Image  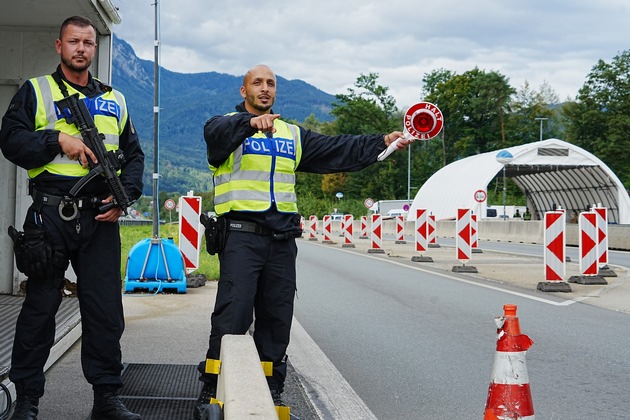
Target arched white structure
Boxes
[409,139,630,224]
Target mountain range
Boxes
[111,35,336,195]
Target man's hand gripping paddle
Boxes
[377,101,444,161]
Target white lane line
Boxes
[303,241,579,307]
[288,319,378,420]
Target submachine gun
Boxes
[55,93,133,215]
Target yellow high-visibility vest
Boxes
[28,75,127,179]
[212,117,302,214]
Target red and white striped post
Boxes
[322,215,333,244]
[538,211,571,292]
[179,195,202,273]
[453,208,476,272]
[567,212,607,285]
[428,214,440,248]
[359,215,369,239]
[308,215,318,241]
[299,216,305,237]
[414,209,427,253]
[592,206,609,269]
[368,214,384,254]
[579,212,599,276]
[412,209,433,263]
[395,215,406,244]
[471,213,482,253]
[342,214,355,248]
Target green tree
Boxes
[563,50,630,186]
[424,68,516,163]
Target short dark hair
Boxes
[59,16,96,39]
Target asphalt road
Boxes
[293,239,630,419]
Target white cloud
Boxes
[113,0,630,110]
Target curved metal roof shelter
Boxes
[409,138,630,224]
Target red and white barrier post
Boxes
[395,215,406,244]
[308,215,318,241]
[538,211,571,292]
[342,214,355,248]
[412,209,433,262]
[452,208,476,272]
[322,215,333,244]
[179,195,202,273]
[427,214,440,248]
[471,213,482,253]
[569,212,607,285]
[592,206,615,277]
[360,215,369,239]
[368,214,385,254]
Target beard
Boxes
[61,54,92,72]
[247,94,274,113]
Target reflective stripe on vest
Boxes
[28,75,127,178]
[212,117,302,214]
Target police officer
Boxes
[194,64,412,418]
[0,16,144,420]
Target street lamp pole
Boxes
[535,117,548,141]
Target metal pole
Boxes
[152,1,160,238]
[407,143,411,202]
[535,117,548,142]
[502,165,507,221]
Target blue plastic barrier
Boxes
[124,237,187,293]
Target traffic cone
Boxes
[484,304,535,419]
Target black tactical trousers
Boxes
[199,230,298,392]
[10,204,125,398]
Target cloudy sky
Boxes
[112,0,629,109]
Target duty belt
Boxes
[31,189,104,221]
[227,220,303,241]
[227,220,274,236]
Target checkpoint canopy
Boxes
[408,138,630,224]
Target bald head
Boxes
[240,65,277,115]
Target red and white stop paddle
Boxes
[377,101,444,161]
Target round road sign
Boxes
[474,190,487,203]
[164,198,175,210]
[364,198,375,209]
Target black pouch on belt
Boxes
[8,225,55,279]
[200,213,227,255]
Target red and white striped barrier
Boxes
[360,215,369,239]
[178,195,202,273]
[415,208,428,253]
[544,211,565,281]
[395,215,406,244]
[342,214,355,248]
[308,215,318,241]
[322,215,333,243]
[579,212,599,276]
[484,304,535,420]
[456,208,472,264]
[592,206,608,267]
[471,213,479,250]
[428,214,438,247]
[369,214,384,253]
[299,216,305,237]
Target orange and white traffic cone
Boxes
[484,304,535,419]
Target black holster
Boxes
[8,225,55,280]
[200,214,227,255]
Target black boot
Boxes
[193,383,216,420]
[90,388,141,420]
[10,395,39,420]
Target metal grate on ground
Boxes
[119,363,201,419]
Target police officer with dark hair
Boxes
[194,64,412,418]
[0,16,144,420]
